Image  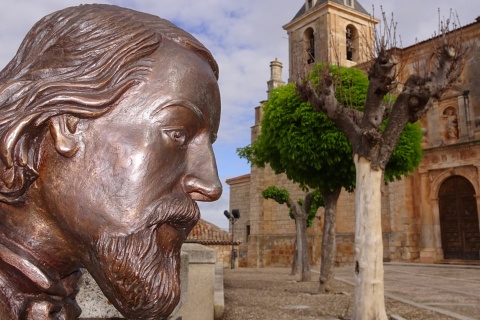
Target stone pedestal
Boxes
[170,243,217,320]
[77,244,222,320]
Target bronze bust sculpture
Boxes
[0,4,222,319]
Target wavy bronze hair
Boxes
[0,4,218,204]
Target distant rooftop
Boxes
[187,219,242,245]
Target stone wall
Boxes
[208,243,241,268]
[235,161,323,268]
[226,174,250,245]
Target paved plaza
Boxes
[222,263,480,319]
[334,263,480,320]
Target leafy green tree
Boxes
[239,65,422,292]
[262,186,323,280]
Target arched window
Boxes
[346,26,354,61]
[346,25,358,61]
[304,28,315,64]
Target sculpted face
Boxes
[38,41,221,319]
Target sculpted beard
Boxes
[90,198,200,320]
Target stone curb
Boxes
[214,263,225,319]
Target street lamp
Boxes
[224,209,240,269]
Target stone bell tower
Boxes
[283,0,377,82]
[267,58,285,97]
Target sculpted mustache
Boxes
[147,196,200,231]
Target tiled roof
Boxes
[186,219,242,245]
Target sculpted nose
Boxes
[183,141,222,202]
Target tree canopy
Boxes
[262,186,323,227]
[238,64,423,193]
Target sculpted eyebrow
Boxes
[151,100,204,125]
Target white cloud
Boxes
[0,0,477,229]
[360,0,478,47]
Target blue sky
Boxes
[0,0,478,229]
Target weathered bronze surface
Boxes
[0,4,222,319]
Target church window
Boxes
[304,28,315,64]
[346,25,357,61]
[346,26,353,60]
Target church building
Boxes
[227,0,480,267]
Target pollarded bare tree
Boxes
[296,10,468,320]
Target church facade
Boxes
[227,0,480,267]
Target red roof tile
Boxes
[186,219,242,245]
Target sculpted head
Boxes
[0,4,221,319]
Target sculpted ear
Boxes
[49,115,81,157]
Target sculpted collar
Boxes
[0,241,82,319]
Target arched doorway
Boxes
[439,176,480,260]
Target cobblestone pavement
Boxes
[222,263,480,320]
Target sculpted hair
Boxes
[0,4,218,204]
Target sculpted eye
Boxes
[164,129,187,146]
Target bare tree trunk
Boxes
[352,155,387,320]
[290,237,298,276]
[295,214,311,282]
[319,187,341,293]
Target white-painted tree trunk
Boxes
[352,155,388,320]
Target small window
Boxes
[307,36,315,64]
[307,0,313,9]
[246,225,250,243]
[346,27,353,61]
[345,0,354,7]
[304,28,315,64]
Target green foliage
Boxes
[236,144,252,162]
[262,186,290,204]
[239,82,356,192]
[289,193,323,227]
[312,64,369,109]
[262,186,323,227]
[238,63,422,200]
[385,122,423,181]
[303,190,324,227]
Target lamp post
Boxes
[224,209,240,269]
